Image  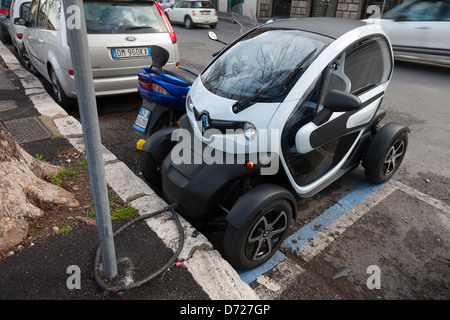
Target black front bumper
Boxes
[161,116,262,222]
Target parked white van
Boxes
[22,0,179,108]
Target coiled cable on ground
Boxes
[93,203,183,292]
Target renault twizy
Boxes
[141,18,409,270]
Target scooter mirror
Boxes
[208,31,218,41]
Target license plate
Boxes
[201,11,210,15]
[111,47,151,59]
[133,107,151,133]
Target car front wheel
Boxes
[224,199,292,270]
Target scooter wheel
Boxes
[141,152,162,191]
[224,199,292,270]
[364,129,408,184]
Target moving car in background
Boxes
[21,0,179,108]
[366,0,450,66]
[158,0,175,10]
[7,0,30,54]
[0,0,12,43]
[165,0,218,29]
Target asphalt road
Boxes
[3,19,449,300]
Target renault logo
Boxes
[200,114,210,133]
[125,36,136,41]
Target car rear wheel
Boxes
[224,199,292,270]
[20,46,39,76]
[184,16,193,29]
[49,67,76,109]
[364,130,408,184]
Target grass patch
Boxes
[35,154,48,163]
[76,158,88,169]
[87,201,139,220]
[54,226,73,234]
[46,169,76,186]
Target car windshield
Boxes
[201,28,328,102]
[83,0,166,34]
[191,1,212,8]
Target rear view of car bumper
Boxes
[192,15,218,25]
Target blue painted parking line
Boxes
[238,251,287,284]
[283,181,384,253]
[237,181,384,284]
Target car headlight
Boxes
[243,122,257,141]
[187,96,194,112]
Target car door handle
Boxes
[415,26,430,29]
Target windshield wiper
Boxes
[231,48,318,114]
[125,26,153,30]
[272,48,318,99]
[232,90,266,113]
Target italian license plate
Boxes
[112,47,151,59]
[133,107,151,133]
[201,11,210,15]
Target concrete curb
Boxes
[0,41,259,300]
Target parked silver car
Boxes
[22,0,179,108]
[6,0,30,54]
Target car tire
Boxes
[184,16,193,29]
[141,151,162,191]
[364,130,408,184]
[210,23,217,29]
[224,198,292,270]
[20,46,40,76]
[49,66,76,109]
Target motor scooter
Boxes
[133,45,199,138]
[141,15,410,271]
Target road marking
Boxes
[237,181,385,284]
[283,181,384,256]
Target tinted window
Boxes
[46,0,60,30]
[28,0,37,27]
[439,1,450,20]
[400,1,442,21]
[1,0,11,9]
[36,0,48,28]
[344,37,392,94]
[191,1,211,8]
[83,1,167,34]
[20,2,30,19]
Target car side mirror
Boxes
[314,90,361,126]
[394,14,407,21]
[323,90,361,112]
[14,17,26,26]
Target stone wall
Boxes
[259,0,271,17]
[290,0,309,18]
[335,0,362,19]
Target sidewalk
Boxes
[0,42,258,300]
